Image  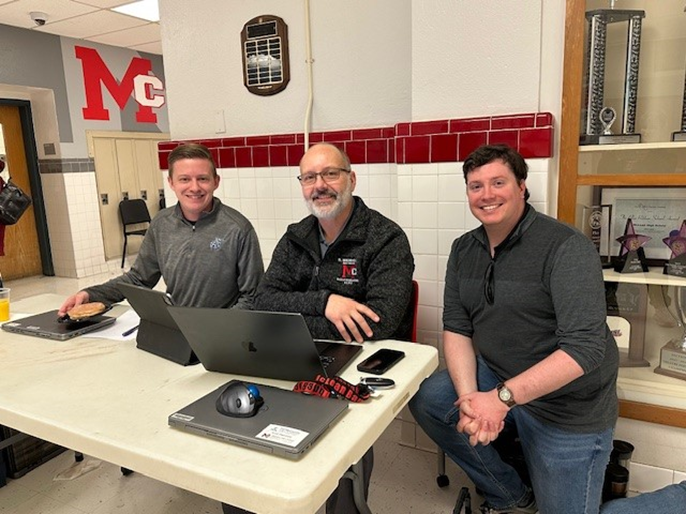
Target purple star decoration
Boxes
[616,218,651,256]
[662,220,686,259]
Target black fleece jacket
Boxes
[255,197,415,341]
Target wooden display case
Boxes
[559,0,686,428]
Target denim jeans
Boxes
[599,481,686,514]
[409,358,614,514]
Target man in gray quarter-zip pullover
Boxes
[59,144,263,314]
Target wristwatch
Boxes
[496,382,516,408]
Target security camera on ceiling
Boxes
[30,12,48,26]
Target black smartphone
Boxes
[356,349,405,375]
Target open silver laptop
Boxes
[168,379,347,459]
[167,307,363,381]
[1,310,115,341]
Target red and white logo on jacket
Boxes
[337,258,359,285]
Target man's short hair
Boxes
[168,143,217,178]
[301,143,352,171]
[462,144,530,201]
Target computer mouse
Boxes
[215,381,263,418]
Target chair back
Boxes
[410,280,419,343]
[119,199,151,229]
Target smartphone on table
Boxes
[356,348,405,375]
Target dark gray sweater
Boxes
[444,205,618,432]
[86,198,264,309]
[256,197,415,340]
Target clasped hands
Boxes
[456,390,509,447]
[324,294,380,343]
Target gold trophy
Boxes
[654,286,686,381]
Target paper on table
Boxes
[87,309,141,341]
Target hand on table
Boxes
[324,294,380,343]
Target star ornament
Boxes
[616,218,651,256]
[663,220,686,259]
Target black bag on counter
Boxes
[0,177,32,225]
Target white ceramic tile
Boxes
[397,176,412,202]
[411,202,437,228]
[629,462,674,493]
[674,470,686,484]
[417,279,439,307]
[239,198,258,220]
[437,202,464,229]
[354,173,369,199]
[367,198,392,219]
[418,305,440,332]
[412,229,438,255]
[257,198,275,220]
[412,175,438,202]
[414,254,439,281]
[411,163,437,176]
[368,174,391,198]
[397,202,412,229]
[397,164,411,176]
[272,177,292,199]
[438,174,462,202]
[525,171,548,204]
[238,176,257,198]
[273,199,292,220]
[438,161,460,175]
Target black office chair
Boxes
[119,199,151,268]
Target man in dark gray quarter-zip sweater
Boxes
[220,143,414,514]
[59,143,263,315]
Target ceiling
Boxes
[0,0,162,55]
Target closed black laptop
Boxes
[2,310,115,341]
[117,283,198,366]
[167,307,363,381]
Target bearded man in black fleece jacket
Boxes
[224,143,413,514]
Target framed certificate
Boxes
[601,187,686,264]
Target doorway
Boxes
[0,103,51,280]
[87,131,169,261]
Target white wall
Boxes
[411,1,542,120]
[159,0,412,139]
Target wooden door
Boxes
[0,105,42,280]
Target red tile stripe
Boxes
[157,112,553,169]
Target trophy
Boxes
[614,218,650,273]
[580,2,644,145]
[673,59,686,142]
[663,220,686,277]
[654,286,686,381]
[583,203,613,267]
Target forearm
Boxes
[232,231,264,310]
[505,349,584,405]
[443,330,478,396]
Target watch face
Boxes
[499,388,512,402]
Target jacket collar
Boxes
[472,203,536,253]
[173,197,222,225]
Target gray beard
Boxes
[306,185,353,220]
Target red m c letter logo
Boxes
[76,46,163,123]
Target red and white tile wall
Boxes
[159,112,554,359]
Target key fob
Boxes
[360,377,395,389]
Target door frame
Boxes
[0,99,54,276]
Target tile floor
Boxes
[0,271,473,514]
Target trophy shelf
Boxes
[578,141,686,153]
[603,268,686,287]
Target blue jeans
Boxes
[600,481,686,514]
[409,358,613,514]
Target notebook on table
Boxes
[168,379,347,459]
[116,283,198,366]
[1,310,115,341]
[166,307,363,381]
